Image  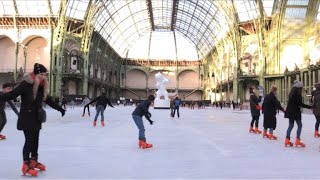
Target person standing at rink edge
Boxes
[262,86,285,140]
[0,63,66,177]
[132,95,155,149]
[0,83,19,140]
[249,87,262,134]
[284,80,312,147]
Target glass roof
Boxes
[128,31,198,60]
[0,0,293,60]
[0,0,60,16]
[93,0,233,60]
[234,0,258,22]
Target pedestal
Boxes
[154,98,170,109]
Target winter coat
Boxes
[262,92,284,129]
[0,74,63,131]
[285,93,311,120]
[250,93,262,117]
[87,95,114,109]
[132,100,151,117]
[312,85,320,116]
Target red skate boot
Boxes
[101,121,105,127]
[295,138,305,147]
[0,134,6,140]
[139,140,153,149]
[22,160,38,177]
[268,133,277,140]
[30,158,46,171]
[314,130,320,138]
[249,127,255,133]
[93,120,96,127]
[254,128,262,134]
[262,131,269,138]
[285,138,293,147]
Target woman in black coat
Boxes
[284,80,311,147]
[262,86,285,140]
[0,63,65,176]
[249,87,262,133]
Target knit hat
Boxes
[33,63,47,75]
[292,80,303,88]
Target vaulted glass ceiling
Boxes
[1,0,288,60]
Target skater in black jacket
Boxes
[284,80,312,147]
[132,95,155,149]
[84,93,114,127]
[312,83,320,137]
[0,83,19,140]
[262,86,285,140]
[249,87,262,134]
[0,63,65,176]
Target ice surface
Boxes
[1,106,320,179]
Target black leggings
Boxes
[0,111,7,133]
[315,116,320,131]
[23,130,40,161]
[250,116,259,128]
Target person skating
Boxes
[173,97,180,118]
[84,93,114,127]
[284,80,312,147]
[311,83,320,137]
[0,83,19,140]
[249,87,262,134]
[132,95,155,149]
[262,86,285,140]
[0,63,66,176]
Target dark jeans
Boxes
[315,116,320,131]
[250,116,259,128]
[173,106,180,118]
[132,115,145,140]
[0,111,7,133]
[94,105,105,121]
[23,130,40,161]
[286,118,302,139]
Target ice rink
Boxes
[1,106,320,179]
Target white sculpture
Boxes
[155,72,169,100]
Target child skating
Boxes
[132,95,155,149]
[249,87,262,134]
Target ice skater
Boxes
[262,86,285,140]
[84,93,114,127]
[132,95,155,149]
[311,83,320,137]
[0,63,65,176]
[284,80,312,147]
[249,87,262,134]
[0,83,19,140]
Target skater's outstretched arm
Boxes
[0,81,25,101]
[296,95,312,109]
[106,98,114,108]
[87,97,99,106]
[7,100,19,115]
[45,96,66,116]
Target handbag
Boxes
[256,105,262,110]
[38,108,47,123]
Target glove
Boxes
[147,119,154,125]
[60,109,66,117]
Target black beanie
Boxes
[33,63,47,74]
